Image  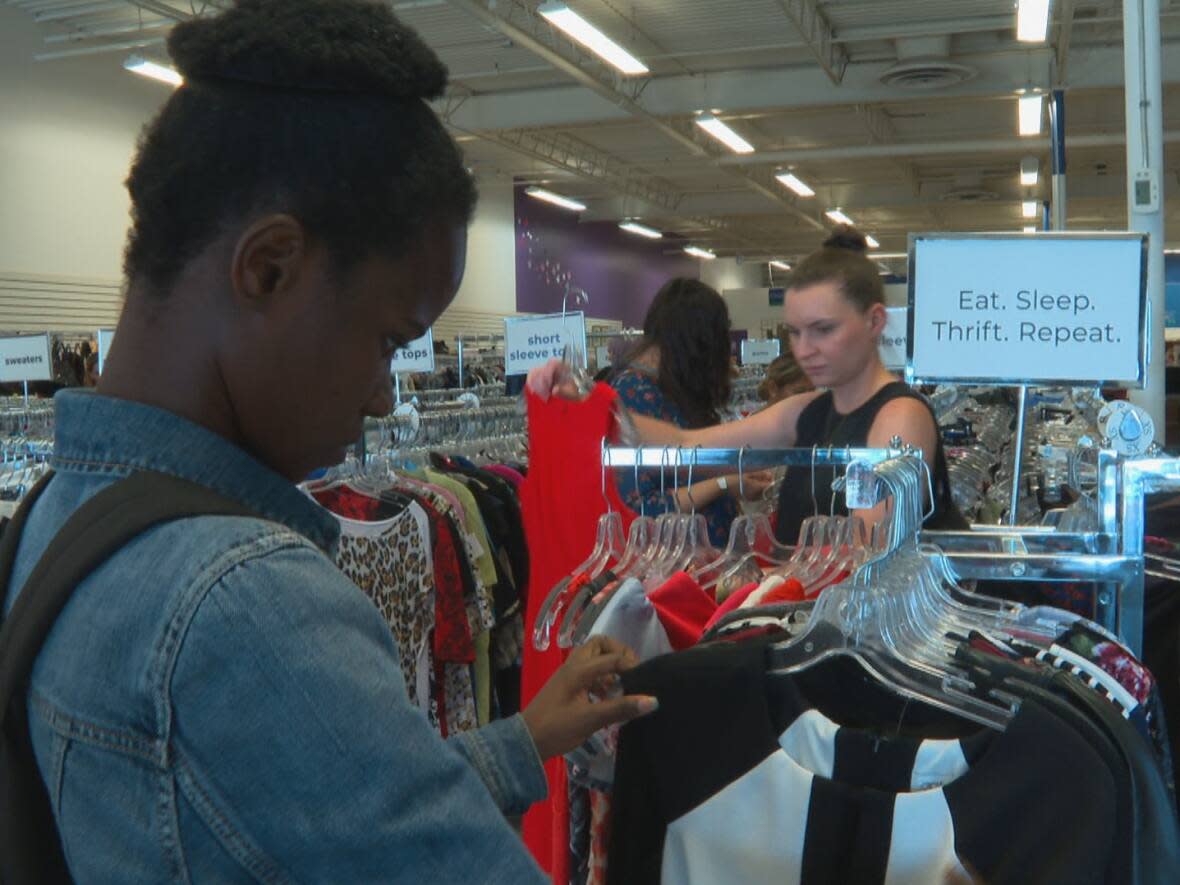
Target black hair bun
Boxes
[823,224,868,253]
[168,0,448,99]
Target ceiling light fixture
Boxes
[1020,156,1040,186]
[1016,0,1052,42]
[775,172,815,197]
[872,252,907,259]
[1018,93,1043,136]
[537,2,649,75]
[769,260,791,271]
[1024,226,1038,233]
[825,208,854,226]
[123,54,182,87]
[694,114,755,154]
[618,220,662,239]
[1022,200,1039,218]
[684,246,717,260]
[525,186,587,212]
[865,235,881,249]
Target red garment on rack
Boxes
[648,572,716,650]
[520,383,635,881]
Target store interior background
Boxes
[0,0,1176,422]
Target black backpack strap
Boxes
[0,471,260,884]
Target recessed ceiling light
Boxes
[537,2,649,75]
[618,221,662,239]
[775,172,815,197]
[1024,226,1038,233]
[684,246,717,260]
[1018,94,1043,136]
[525,187,587,212]
[770,260,791,271]
[1022,200,1038,218]
[694,114,755,154]
[124,54,182,87]
[865,235,880,249]
[1017,0,1052,42]
[1020,156,1040,186]
[825,208,854,226]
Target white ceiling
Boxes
[5,0,1179,265]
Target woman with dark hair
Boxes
[532,228,960,545]
[612,278,773,546]
[1,2,650,880]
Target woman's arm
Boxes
[857,397,941,537]
[629,391,818,450]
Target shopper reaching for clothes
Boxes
[529,227,964,544]
[0,2,654,882]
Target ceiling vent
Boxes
[880,35,977,91]
[941,186,999,203]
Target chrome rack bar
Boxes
[603,446,904,469]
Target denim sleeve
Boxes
[168,538,546,883]
[449,715,547,815]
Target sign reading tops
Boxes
[0,334,52,383]
[390,329,435,374]
[907,233,1147,388]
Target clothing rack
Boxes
[455,334,505,388]
[602,444,1180,656]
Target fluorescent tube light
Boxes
[825,208,854,226]
[694,114,755,154]
[865,235,880,249]
[1017,0,1052,42]
[1022,200,1038,218]
[1018,94,1043,136]
[124,54,182,87]
[775,172,815,197]
[1020,156,1040,186]
[537,2,649,75]
[618,221,662,239]
[1024,226,1038,233]
[525,186,586,212]
[872,252,907,259]
[684,246,716,260]
[1164,248,1180,254]
[770,260,791,271]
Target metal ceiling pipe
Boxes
[719,132,1180,165]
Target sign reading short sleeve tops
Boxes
[0,334,52,383]
[907,233,1148,387]
[504,311,587,376]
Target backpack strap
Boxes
[0,471,260,884]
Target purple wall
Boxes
[514,185,699,327]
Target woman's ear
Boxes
[866,303,888,338]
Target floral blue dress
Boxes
[611,368,738,547]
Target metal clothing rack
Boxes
[602,444,1180,656]
[455,334,505,388]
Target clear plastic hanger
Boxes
[767,455,1019,731]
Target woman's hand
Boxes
[526,358,585,402]
[521,635,658,761]
[737,469,776,501]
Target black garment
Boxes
[608,638,1120,885]
[775,382,962,544]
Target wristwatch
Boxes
[716,476,729,493]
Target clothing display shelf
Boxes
[603,445,1180,657]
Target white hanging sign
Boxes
[390,329,435,374]
[0,333,52,383]
[595,345,611,368]
[740,338,781,365]
[907,233,1147,387]
[879,307,908,370]
[504,311,587,376]
[97,328,115,374]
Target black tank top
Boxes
[774,382,960,544]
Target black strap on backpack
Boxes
[0,471,258,884]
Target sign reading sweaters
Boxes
[907,233,1147,387]
[0,334,52,383]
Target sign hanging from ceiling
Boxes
[740,338,781,365]
[504,311,587,376]
[390,329,435,375]
[906,233,1147,387]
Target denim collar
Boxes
[51,389,340,553]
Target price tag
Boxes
[878,308,908,370]
[390,329,435,375]
[740,339,781,365]
[907,233,1147,387]
[843,460,881,511]
[0,333,52,383]
[97,328,115,374]
[504,312,587,376]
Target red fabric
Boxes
[520,384,635,880]
[418,500,476,665]
[648,572,717,650]
[701,581,760,634]
[762,576,807,604]
[311,485,383,521]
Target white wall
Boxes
[449,178,517,315]
[700,256,767,293]
[722,287,785,337]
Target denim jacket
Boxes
[2,390,547,883]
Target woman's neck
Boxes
[830,361,897,414]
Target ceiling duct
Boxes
[880,35,977,91]
[939,171,998,203]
